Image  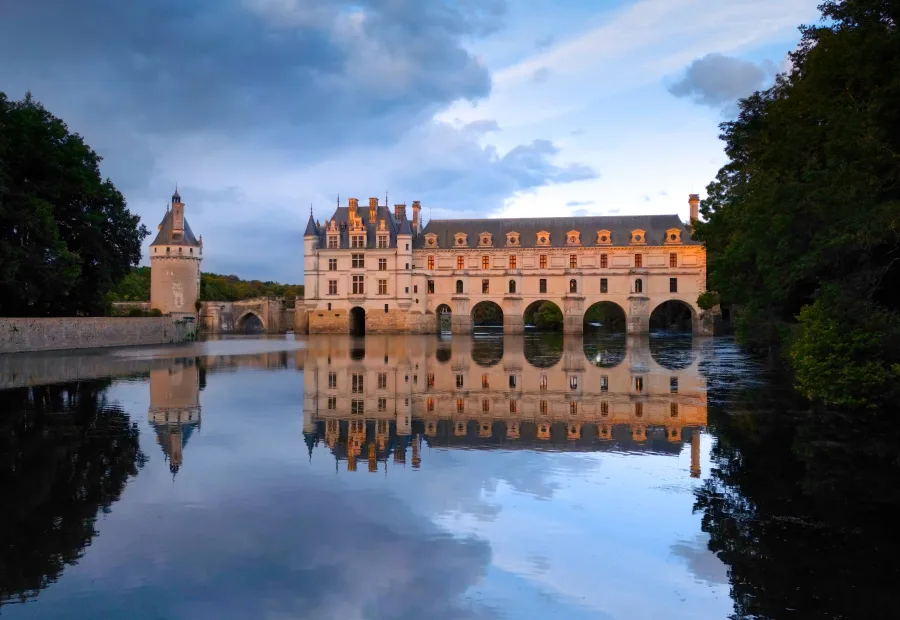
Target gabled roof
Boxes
[413,214,697,249]
[150,210,200,246]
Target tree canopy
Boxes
[106,266,304,304]
[0,92,148,316]
[693,0,900,406]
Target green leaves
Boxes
[0,92,148,316]
[694,1,900,406]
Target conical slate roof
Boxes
[150,209,200,247]
[303,212,319,237]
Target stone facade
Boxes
[0,317,192,354]
[303,195,710,335]
[150,190,202,317]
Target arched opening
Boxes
[471,300,503,331]
[634,278,643,293]
[349,306,366,336]
[455,280,464,294]
[523,300,563,331]
[349,341,366,361]
[436,303,452,334]
[583,301,627,333]
[472,338,504,367]
[508,280,516,294]
[238,312,264,334]
[524,332,563,368]
[583,333,626,368]
[650,300,694,333]
[569,279,577,293]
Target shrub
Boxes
[128,308,144,317]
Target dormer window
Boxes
[566,230,581,246]
[327,234,339,249]
[424,233,438,247]
[506,232,520,246]
[665,228,682,244]
[536,231,551,246]
[377,234,388,249]
[350,234,366,249]
[596,230,612,245]
[478,232,493,247]
[454,233,468,247]
[630,229,646,245]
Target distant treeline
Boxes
[107,267,304,303]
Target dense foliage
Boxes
[693,0,900,406]
[524,301,563,330]
[0,92,148,316]
[107,266,304,303]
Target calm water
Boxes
[0,333,896,619]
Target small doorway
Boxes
[349,306,366,336]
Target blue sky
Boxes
[0,0,822,282]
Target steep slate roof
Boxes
[413,214,696,249]
[150,209,200,246]
[303,212,319,237]
[313,205,409,249]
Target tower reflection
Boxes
[148,361,201,476]
[302,334,707,476]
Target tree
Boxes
[0,92,148,316]
[692,0,900,404]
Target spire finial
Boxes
[310,203,313,216]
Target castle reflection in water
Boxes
[143,333,707,477]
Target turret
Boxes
[149,188,203,316]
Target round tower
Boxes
[150,189,203,316]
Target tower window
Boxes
[427,256,435,270]
[600,253,608,268]
[539,255,547,269]
[166,247,170,254]
[427,280,434,294]
[670,377,679,393]
[457,255,465,269]
[600,278,608,293]
[635,278,643,293]
[456,374,464,388]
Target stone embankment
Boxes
[0,317,194,354]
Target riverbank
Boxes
[0,316,195,354]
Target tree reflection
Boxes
[696,406,900,619]
[0,381,144,605]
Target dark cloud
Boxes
[535,35,556,51]
[566,200,594,207]
[396,137,597,218]
[668,53,776,107]
[0,0,502,144]
[531,67,551,84]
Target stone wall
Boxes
[309,309,350,333]
[111,301,152,314]
[0,317,192,354]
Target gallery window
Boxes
[482,255,490,270]
[539,255,547,269]
[670,252,678,267]
[509,255,517,269]
[508,280,516,294]
[482,279,489,294]
[670,278,678,293]
[539,278,547,294]
[600,278,608,293]
[456,280,464,294]
[569,279,577,293]
[457,255,465,269]
[427,280,434,294]
[634,253,643,268]
[427,255,435,270]
[600,253,608,268]
[569,254,577,268]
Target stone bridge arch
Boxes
[236,310,266,333]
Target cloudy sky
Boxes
[0,0,820,282]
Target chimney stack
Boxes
[688,194,700,224]
[411,201,421,234]
[348,197,358,218]
[368,197,378,223]
[394,203,406,221]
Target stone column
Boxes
[627,294,650,334]
[690,429,701,478]
[503,313,524,334]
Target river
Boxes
[0,333,895,619]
